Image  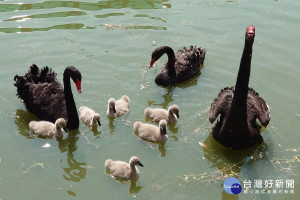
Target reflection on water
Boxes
[105,173,143,194]
[90,126,101,138]
[15,109,39,139]
[0,0,170,33]
[128,179,143,194]
[58,130,87,182]
[0,23,92,34]
[204,133,268,199]
[203,133,268,177]
[3,11,87,21]
[108,118,115,134]
[15,109,88,182]
[0,0,171,12]
[147,87,174,109]
[221,190,239,200]
[135,135,167,157]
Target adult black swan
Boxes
[14,64,82,130]
[209,26,270,150]
[149,45,206,86]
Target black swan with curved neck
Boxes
[149,45,206,86]
[14,64,82,130]
[209,26,270,150]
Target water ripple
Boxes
[0,0,170,33]
[3,11,87,21]
[0,0,171,12]
[0,23,93,33]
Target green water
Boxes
[0,0,299,199]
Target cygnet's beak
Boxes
[138,162,144,167]
[97,120,101,126]
[113,107,116,113]
[176,113,179,118]
[63,127,68,133]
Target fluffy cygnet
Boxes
[134,120,168,143]
[107,95,130,118]
[29,118,67,138]
[144,104,179,124]
[79,106,101,126]
[105,156,144,180]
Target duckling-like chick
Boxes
[105,156,144,180]
[79,106,101,126]
[144,104,179,124]
[107,95,130,118]
[29,118,67,138]
[134,120,168,143]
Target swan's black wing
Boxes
[209,87,234,123]
[209,87,270,127]
[28,81,67,123]
[247,88,270,127]
[14,64,67,123]
[175,46,206,81]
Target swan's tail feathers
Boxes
[14,64,57,101]
[13,74,30,100]
[40,66,57,82]
[28,64,40,77]
[194,46,206,66]
[177,45,206,67]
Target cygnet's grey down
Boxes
[105,156,144,180]
[144,104,179,124]
[29,118,67,138]
[79,106,101,126]
[107,95,130,118]
[134,120,168,143]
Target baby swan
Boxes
[134,120,168,143]
[29,118,67,138]
[107,95,130,118]
[144,104,179,124]
[79,106,101,126]
[105,156,144,181]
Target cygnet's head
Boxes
[129,156,144,167]
[56,118,67,132]
[169,104,179,118]
[93,113,101,126]
[108,98,116,113]
[159,119,167,135]
[121,95,130,103]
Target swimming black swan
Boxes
[209,26,270,150]
[14,64,82,130]
[149,45,206,86]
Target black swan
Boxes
[149,45,206,86]
[14,64,82,130]
[209,26,270,150]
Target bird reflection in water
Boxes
[57,130,87,182]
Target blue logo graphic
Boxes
[223,177,242,194]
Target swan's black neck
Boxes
[63,69,79,129]
[164,47,176,77]
[223,37,254,133]
[233,41,253,106]
[152,46,176,77]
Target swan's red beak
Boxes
[75,79,82,94]
[149,58,156,68]
[247,26,255,36]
